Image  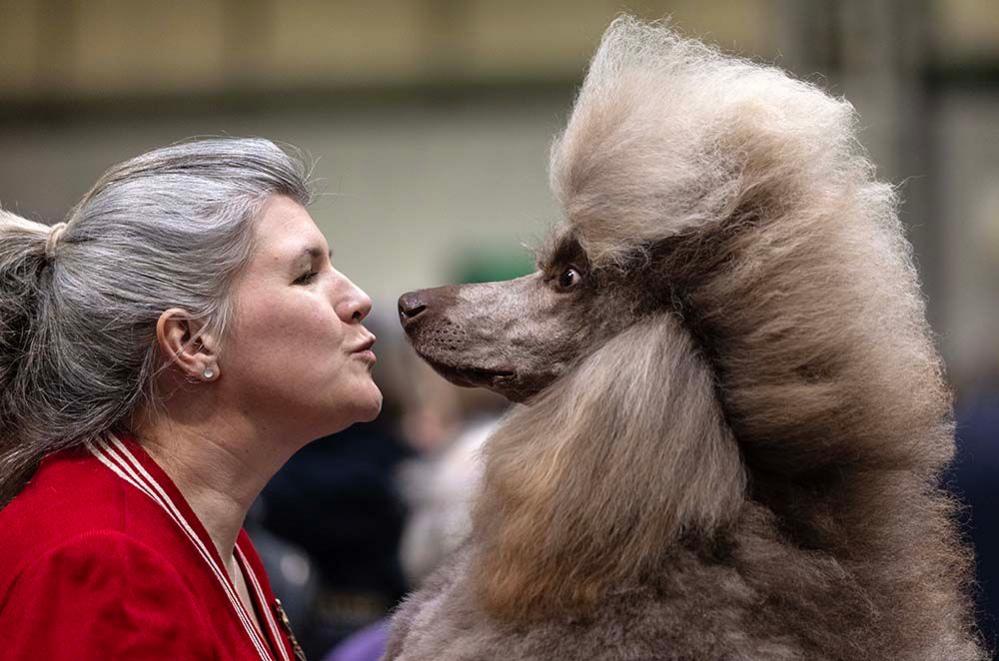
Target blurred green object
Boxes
[452,249,535,284]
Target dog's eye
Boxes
[557,267,582,290]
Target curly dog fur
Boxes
[389,16,983,660]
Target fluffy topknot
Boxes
[551,16,863,266]
[550,16,950,477]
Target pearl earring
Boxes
[202,367,215,380]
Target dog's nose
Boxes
[398,290,428,325]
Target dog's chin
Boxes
[415,352,546,403]
[422,356,513,389]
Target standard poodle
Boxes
[391,16,983,661]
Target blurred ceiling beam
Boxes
[0,0,779,102]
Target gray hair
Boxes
[0,137,312,505]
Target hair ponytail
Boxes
[0,211,63,504]
[0,210,55,406]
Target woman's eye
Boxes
[294,271,318,285]
[557,267,581,289]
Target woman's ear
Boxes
[155,308,219,381]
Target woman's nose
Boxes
[337,277,372,323]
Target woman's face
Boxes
[220,195,382,441]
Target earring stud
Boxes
[203,367,215,380]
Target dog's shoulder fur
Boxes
[386,533,806,661]
[388,503,978,660]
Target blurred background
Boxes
[1,1,996,658]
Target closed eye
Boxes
[294,271,318,285]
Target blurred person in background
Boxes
[0,137,381,661]
[323,257,519,661]
[259,310,414,656]
[944,204,999,658]
[949,373,999,656]
[325,382,503,661]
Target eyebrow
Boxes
[537,232,584,270]
[299,246,333,260]
[291,246,333,273]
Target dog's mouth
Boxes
[421,353,556,404]
[418,354,516,389]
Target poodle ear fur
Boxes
[471,315,746,620]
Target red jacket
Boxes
[0,433,302,660]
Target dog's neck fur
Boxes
[469,318,746,621]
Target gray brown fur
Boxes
[390,17,983,660]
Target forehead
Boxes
[251,195,326,258]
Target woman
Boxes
[0,138,381,660]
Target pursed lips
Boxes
[349,334,378,364]
[350,335,376,353]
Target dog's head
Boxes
[398,229,650,403]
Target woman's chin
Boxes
[316,381,383,435]
[354,383,384,423]
[359,395,383,422]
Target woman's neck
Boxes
[135,415,296,577]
